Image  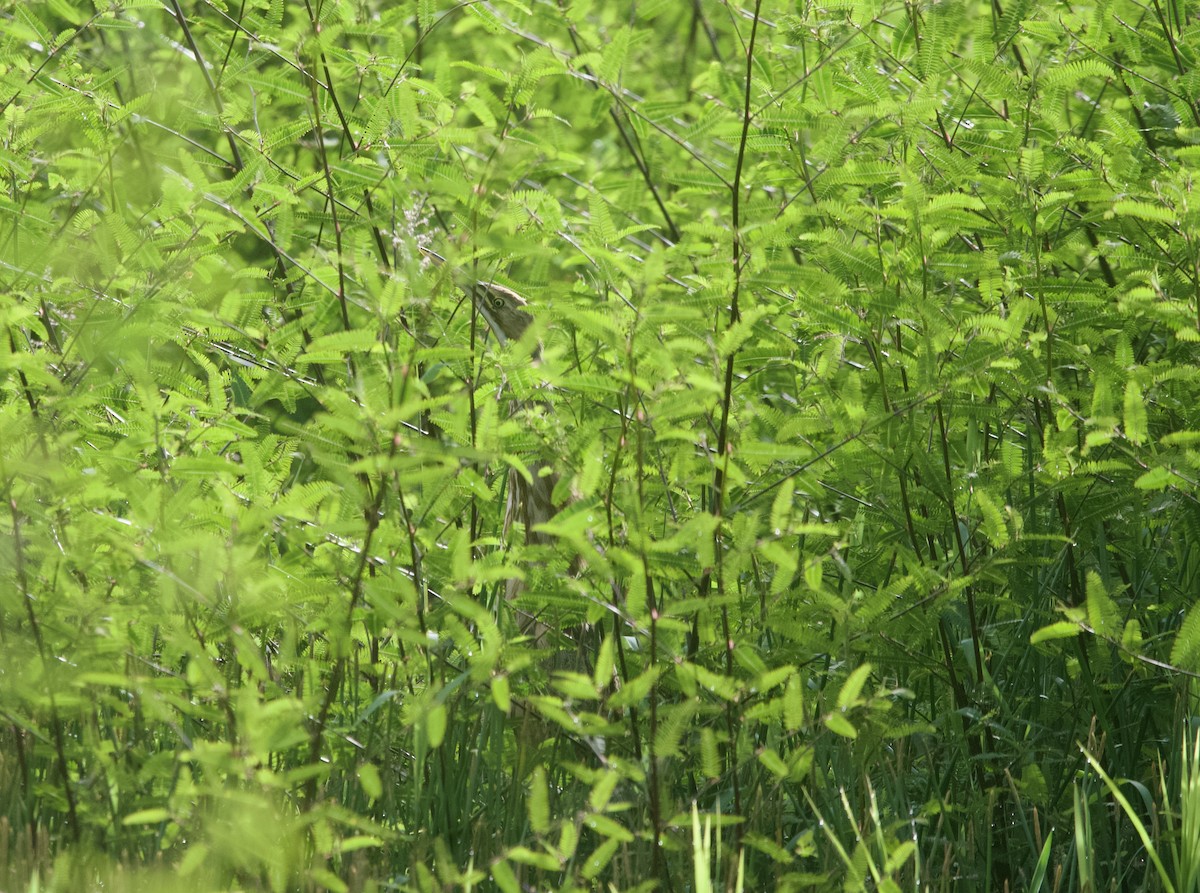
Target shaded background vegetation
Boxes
[4,0,1200,890]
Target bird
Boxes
[469,280,535,348]
[419,251,557,552]
[423,257,588,654]
[465,278,567,637]
[470,276,610,762]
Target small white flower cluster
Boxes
[388,197,434,269]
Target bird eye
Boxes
[491,295,505,309]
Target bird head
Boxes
[471,281,534,346]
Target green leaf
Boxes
[783,675,806,731]
[1172,602,1200,674]
[973,488,1009,548]
[491,674,512,713]
[122,808,171,826]
[528,767,550,834]
[491,860,520,893]
[356,763,382,801]
[1085,572,1120,639]
[699,728,721,779]
[310,868,350,893]
[758,747,789,778]
[1134,466,1173,490]
[836,663,872,709]
[337,836,384,853]
[588,770,621,812]
[426,703,447,749]
[505,846,561,871]
[1031,621,1081,644]
[1123,380,1147,445]
[825,712,858,740]
[1112,199,1177,224]
[581,836,622,881]
[584,814,634,843]
[1120,619,1143,659]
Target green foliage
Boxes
[4,0,1200,890]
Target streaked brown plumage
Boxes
[470,280,534,347]
[471,277,599,755]
[420,250,557,554]
[468,280,563,637]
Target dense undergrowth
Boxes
[5,0,1200,890]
